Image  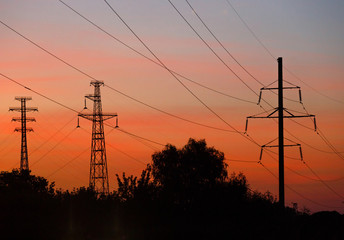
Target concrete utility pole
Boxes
[78,80,118,195]
[245,57,316,208]
[9,97,38,171]
[278,57,285,207]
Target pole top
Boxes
[90,80,104,86]
[14,96,32,101]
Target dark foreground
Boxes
[0,170,343,240]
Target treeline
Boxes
[0,139,343,239]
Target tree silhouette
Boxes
[151,138,227,205]
[115,166,156,202]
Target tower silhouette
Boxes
[9,97,38,171]
[245,57,315,208]
[78,81,117,194]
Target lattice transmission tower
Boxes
[9,97,38,171]
[78,80,118,195]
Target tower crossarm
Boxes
[9,107,38,112]
[12,117,36,122]
[79,113,117,122]
[85,94,100,101]
[14,96,32,101]
[14,127,34,132]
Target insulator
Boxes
[313,117,317,132]
[77,117,80,128]
[257,90,262,105]
[299,146,303,161]
[245,118,249,132]
[84,98,87,109]
[298,89,302,103]
[116,116,118,128]
[259,147,264,160]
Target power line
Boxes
[0,131,15,153]
[260,148,344,201]
[107,143,147,166]
[29,116,77,157]
[0,20,244,134]
[186,0,297,105]
[0,74,157,176]
[285,128,344,154]
[225,158,257,163]
[167,0,264,105]
[103,0,248,137]
[303,161,344,200]
[104,84,240,133]
[0,73,165,149]
[284,67,344,105]
[57,0,256,105]
[224,0,344,105]
[79,126,148,166]
[46,146,90,178]
[30,127,77,168]
[301,104,344,160]
[116,128,164,147]
[101,0,270,158]
[259,161,343,209]
[224,0,276,60]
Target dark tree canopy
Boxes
[151,138,227,191]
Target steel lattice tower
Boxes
[9,97,38,171]
[78,81,117,194]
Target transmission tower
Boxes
[9,97,38,171]
[78,80,118,195]
[245,57,316,208]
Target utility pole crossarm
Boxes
[258,83,302,105]
[261,86,300,90]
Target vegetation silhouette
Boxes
[0,138,343,239]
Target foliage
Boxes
[152,138,227,188]
[115,166,156,202]
[0,138,343,239]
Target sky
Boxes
[0,0,344,213]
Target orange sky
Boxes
[0,0,344,213]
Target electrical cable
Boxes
[301,104,344,160]
[79,126,150,165]
[285,128,344,154]
[184,0,299,104]
[57,0,257,105]
[0,20,243,134]
[46,146,90,177]
[29,116,77,157]
[103,0,249,137]
[224,0,344,105]
[225,158,257,163]
[104,84,240,133]
[259,161,343,209]
[0,72,165,149]
[167,0,267,106]
[31,127,77,167]
[303,161,344,200]
[0,131,15,153]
